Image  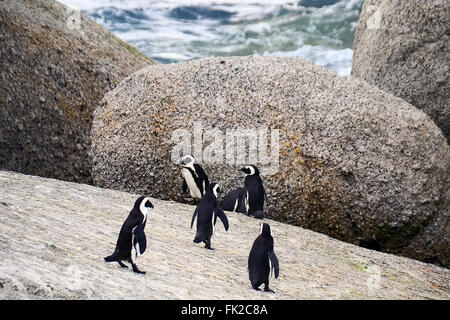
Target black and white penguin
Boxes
[221,187,247,214]
[177,155,209,202]
[248,223,279,292]
[240,165,267,219]
[191,182,229,250]
[104,196,154,274]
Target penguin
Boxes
[176,155,209,203]
[221,187,247,214]
[240,165,267,219]
[248,222,279,292]
[191,182,229,250]
[104,196,154,274]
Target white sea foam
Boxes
[61,0,300,10]
[57,0,362,75]
[264,46,353,76]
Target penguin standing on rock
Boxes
[240,165,267,219]
[104,196,153,274]
[176,155,209,203]
[248,223,279,292]
[191,182,229,250]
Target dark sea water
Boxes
[58,0,363,75]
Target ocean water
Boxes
[58,0,363,76]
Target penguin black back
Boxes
[191,182,229,250]
[104,196,154,274]
[221,187,247,214]
[248,223,279,292]
[240,165,267,219]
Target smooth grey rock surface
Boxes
[0,171,449,299]
[90,56,450,267]
[351,0,450,144]
[0,0,152,184]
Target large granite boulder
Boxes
[91,56,450,267]
[351,0,450,144]
[0,0,152,183]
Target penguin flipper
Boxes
[191,207,199,229]
[268,250,279,279]
[214,207,229,231]
[182,178,188,193]
[133,224,147,255]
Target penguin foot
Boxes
[204,240,214,250]
[117,261,128,268]
[131,263,146,274]
[264,287,275,293]
[252,287,261,291]
[133,269,146,274]
[132,268,146,274]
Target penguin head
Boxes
[176,155,195,168]
[259,222,272,237]
[134,196,154,214]
[239,165,259,176]
[206,182,221,198]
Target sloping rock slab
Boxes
[0,171,449,299]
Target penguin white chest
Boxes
[182,168,202,199]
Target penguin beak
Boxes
[239,167,246,173]
[146,201,154,209]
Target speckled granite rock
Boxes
[0,171,449,299]
[0,0,152,183]
[351,0,450,144]
[90,56,450,267]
